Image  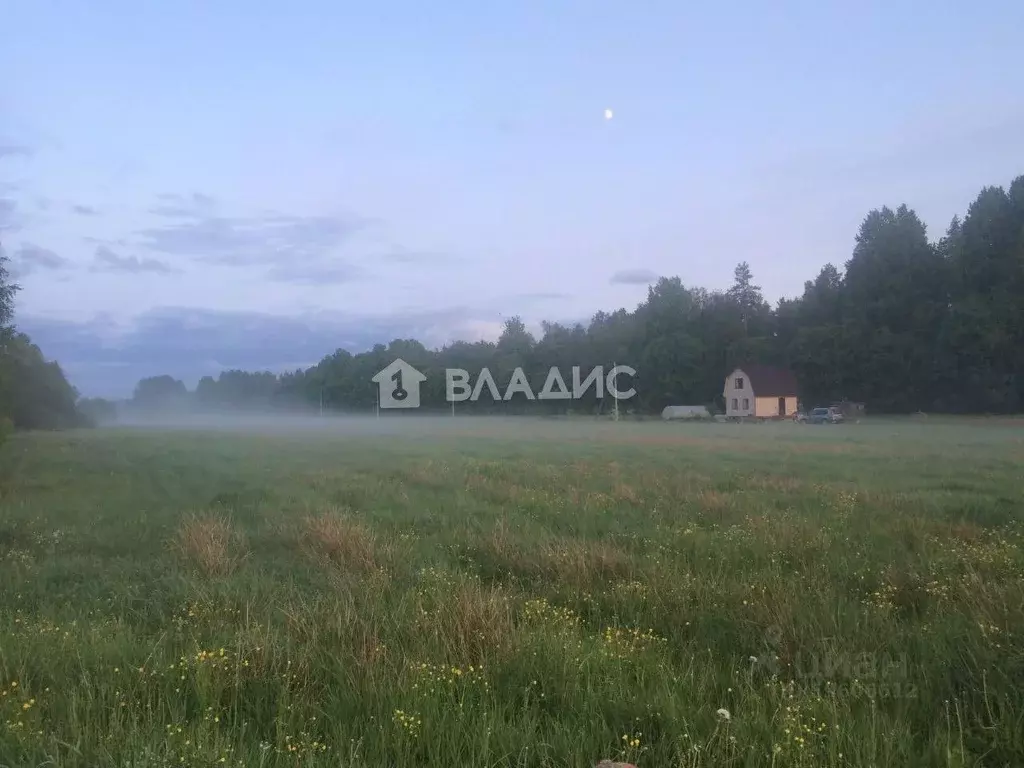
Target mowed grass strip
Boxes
[0,420,1022,766]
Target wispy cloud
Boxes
[138,192,366,266]
[610,268,659,285]
[148,192,217,218]
[377,248,460,265]
[84,236,128,247]
[9,242,71,277]
[72,204,100,216]
[266,261,364,285]
[0,144,32,160]
[509,291,571,302]
[92,245,177,274]
[0,198,16,231]
[0,143,33,230]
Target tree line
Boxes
[0,247,88,438]
[3,172,1024,431]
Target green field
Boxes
[1,418,1023,767]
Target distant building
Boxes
[723,365,799,419]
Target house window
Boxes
[735,377,744,389]
[732,398,738,410]
[742,398,749,410]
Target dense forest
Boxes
[0,248,86,437]
[2,173,1024,429]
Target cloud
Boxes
[138,193,366,266]
[72,204,99,216]
[84,236,129,247]
[509,291,571,302]
[0,145,32,160]
[377,248,460,265]
[92,245,177,274]
[9,242,71,277]
[148,192,217,218]
[610,268,659,285]
[495,118,520,136]
[17,305,515,398]
[266,261,364,285]
[0,198,16,231]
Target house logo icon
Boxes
[371,358,427,409]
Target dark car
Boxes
[808,406,843,424]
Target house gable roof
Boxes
[731,364,798,397]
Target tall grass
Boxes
[0,420,1022,766]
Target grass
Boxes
[0,416,1023,766]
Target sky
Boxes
[2,0,1023,398]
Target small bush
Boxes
[174,513,246,577]
[443,581,514,662]
[300,510,377,571]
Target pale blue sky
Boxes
[2,0,1023,396]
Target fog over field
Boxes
[104,407,1024,452]
[111,409,616,439]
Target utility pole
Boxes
[613,361,620,422]
[319,385,324,417]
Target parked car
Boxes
[808,406,844,424]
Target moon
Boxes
[604,108,614,120]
